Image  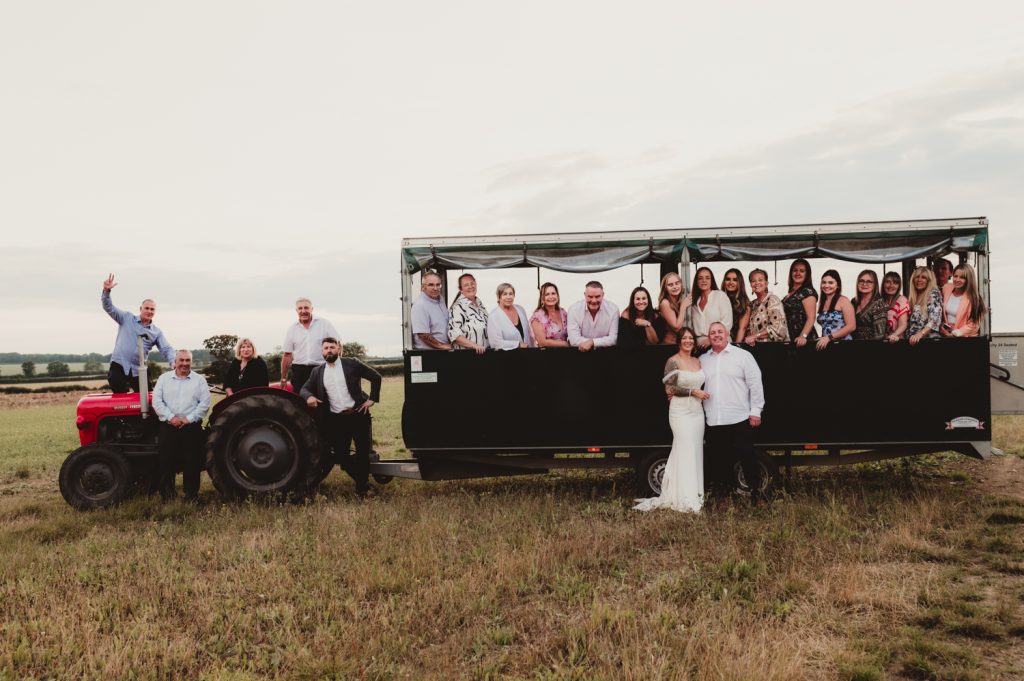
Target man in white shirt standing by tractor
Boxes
[280,297,340,393]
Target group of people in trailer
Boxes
[410,256,987,514]
[410,257,986,354]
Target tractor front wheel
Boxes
[59,444,133,510]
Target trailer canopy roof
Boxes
[401,217,988,274]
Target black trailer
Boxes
[373,217,995,496]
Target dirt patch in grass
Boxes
[0,390,94,410]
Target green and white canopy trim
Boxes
[401,217,988,274]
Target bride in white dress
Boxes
[634,328,709,513]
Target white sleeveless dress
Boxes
[634,368,705,513]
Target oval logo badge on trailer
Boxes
[945,416,984,430]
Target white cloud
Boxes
[2,5,1024,351]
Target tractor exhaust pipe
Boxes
[137,334,150,419]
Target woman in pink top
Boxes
[882,271,910,343]
[940,263,986,337]
[530,282,570,347]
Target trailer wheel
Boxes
[59,445,133,510]
[733,451,779,500]
[635,449,671,497]
[206,394,322,499]
[370,451,393,485]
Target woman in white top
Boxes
[939,263,985,337]
[487,283,535,350]
[688,267,733,349]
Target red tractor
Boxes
[59,337,343,509]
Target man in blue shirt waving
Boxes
[152,349,211,501]
[101,273,176,393]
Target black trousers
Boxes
[704,420,762,498]
[108,362,141,394]
[290,364,317,394]
[324,411,372,492]
[156,422,205,499]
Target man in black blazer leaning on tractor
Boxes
[300,337,382,497]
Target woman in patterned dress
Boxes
[745,268,789,345]
[530,282,570,348]
[852,270,888,340]
[905,266,943,345]
[781,259,818,347]
[814,270,855,350]
[882,271,910,343]
[448,273,489,353]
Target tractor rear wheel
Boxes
[59,444,133,510]
[206,394,322,500]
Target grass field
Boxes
[1,382,1022,679]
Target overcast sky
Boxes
[2,1,1022,356]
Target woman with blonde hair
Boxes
[657,271,691,345]
[530,282,570,348]
[222,337,270,395]
[940,263,986,337]
[905,266,943,345]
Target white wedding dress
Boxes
[634,368,705,513]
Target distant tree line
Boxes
[0,352,108,364]
[199,334,369,385]
[2,350,215,368]
[3,342,398,381]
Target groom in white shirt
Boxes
[699,322,766,501]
